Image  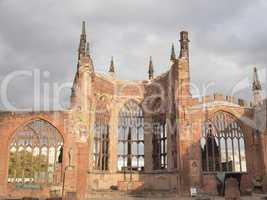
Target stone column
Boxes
[144,113,153,172]
[260,130,267,191]
[177,107,191,195]
[109,102,119,173]
[0,132,8,196]
[76,143,89,200]
[87,109,95,172]
[166,113,174,170]
[189,119,202,188]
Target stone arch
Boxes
[7,118,64,186]
[95,95,111,116]
[201,110,247,172]
[208,110,246,134]
[93,95,111,170]
[7,116,65,146]
[207,108,253,143]
[151,97,165,114]
[119,82,144,97]
[117,98,144,114]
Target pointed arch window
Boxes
[152,113,167,170]
[118,100,144,171]
[201,112,247,172]
[93,96,110,170]
[8,119,63,186]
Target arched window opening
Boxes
[8,119,63,186]
[93,97,110,170]
[201,112,247,172]
[118,100,144,171]
[152,113,167,170]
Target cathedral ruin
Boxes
[0,21,266,199]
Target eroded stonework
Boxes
[0,22,266,199]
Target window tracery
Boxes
[8,119,63,185]
[152,113,168,170]
[201,112,247,172]
[118,100,144,171]
[93,96,110,170]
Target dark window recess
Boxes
[152,114,167,170]
[93,97,110,171]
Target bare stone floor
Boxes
[0,194,266,200]
[86,194,267,200]
[86,198,263,200]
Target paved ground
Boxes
[86,198,263,200]
[0,197,265,200]
[86,194,267,200]
[1,193,266,200]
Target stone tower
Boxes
[69,21,93,199]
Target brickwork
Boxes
[0,23,266,200]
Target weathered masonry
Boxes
[0,21,267,199]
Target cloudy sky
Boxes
[0,0,266,110]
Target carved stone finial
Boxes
[78,21,87,57]
[82,21,86,35]
[170,43,176,61]
[148,56,154,80]
[109,56,115,73]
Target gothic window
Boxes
[152,114,168,170]
[8,119,63,186]
[118,100,144,171]
[93,96,110,170]
[201,111,247,172]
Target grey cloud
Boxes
[0,0,266,110]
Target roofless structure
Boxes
[0,21,266,199]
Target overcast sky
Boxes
[0,0,266,110]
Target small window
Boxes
[152,114,167,170]
[93,96,110,170]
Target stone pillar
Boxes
[87,107,95,173]
[261,133,267,173]
[166,113,175,170]
[189,119,202,188]
[175,30,192,195]
[76,143,89,200]
[109,103,119,173]
[144,113,153,172]
[260,131,267,191]
[61,129,75,189]
[0,134,8,196]
[178,120,191,195]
